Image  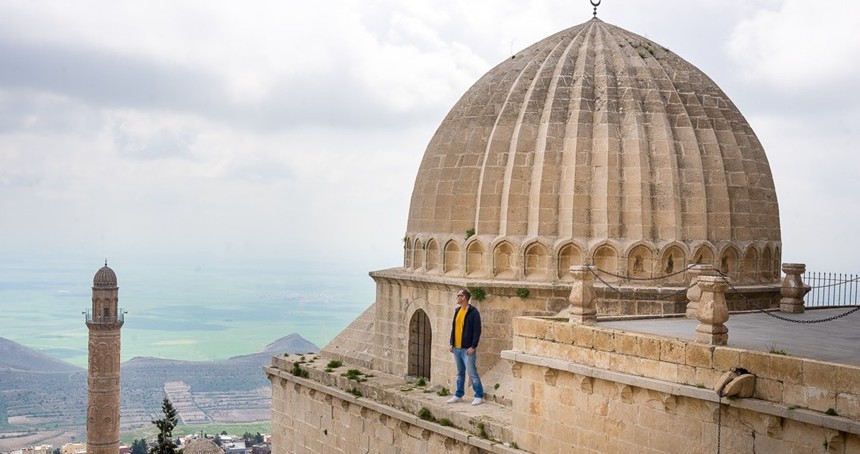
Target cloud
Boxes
[727,0,860,93]
[0,0,856,274]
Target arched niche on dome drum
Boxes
[466,240,485,277]
[593,244,620,282]
[493,241,516,279]
[404,236,413,269]
[558,243,584,281]
[443,240,461,275]
[524,242,549,280]
[426,239,440,273]
[659,244,687,284]
[741,247,759,284]
[413,238,425,271]
[626,244,654,279]
[720,246,740,282]
[693,244,716,268]
[761,246,773,282]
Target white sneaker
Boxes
[446,396,462,403]
[471,397,483,406]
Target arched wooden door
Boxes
[408,309,432,379]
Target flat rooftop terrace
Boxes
[600,307,860,367]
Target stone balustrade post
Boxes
[686,264,715,319]
[569,265,597,325]
[695,275,729,345]
[780,263,809,313]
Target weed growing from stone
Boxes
[290,363,309,378]
[417,407,435,422]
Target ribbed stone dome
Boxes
[405,18,781,285]
[93,264,117,288]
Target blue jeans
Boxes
[452,348,484,398]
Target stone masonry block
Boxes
[713,347,741,372]
[677,365,696,386]
[782,383,807,408]
[656,361,680,383]
[636,357,662,381]
[754,377,785,402]
[610,354,641,376]
[768,355,802,382]
[837,392,860,420]
[638,336,661,360]
[555,323,575,344]
[615,333,640,356]
[738,351,770,375]
[837,366,860,395]
[803,360,837,390]
[594,350,611,370]
[572,326,595,348]
[593,329,616,352]
[660,338,686,365]
[695,367,722,389]
[514,317,543,339]
[571,345,596,367]
[685,343,713,368]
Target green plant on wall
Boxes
[465,228,475,239]
[470,287,486,301]
[516,288,530,298]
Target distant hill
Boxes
[0,337,83,373]
[0,333,319,446]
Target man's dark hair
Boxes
[461,289,471,301]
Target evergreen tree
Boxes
[150,398,179,454]
[131,438,148,454]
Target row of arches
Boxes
[404,235,782,284]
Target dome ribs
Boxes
[523,29,585,238]
[475,40,557,237]
[618,28,690,244]
[599,24,657,243]
[589,23,624,241]
[557,27,598,240]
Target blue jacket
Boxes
[450,305,481,349]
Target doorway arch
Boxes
[408,309,432,379]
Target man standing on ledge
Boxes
[447,289,484,406]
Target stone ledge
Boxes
[266,355,522,452]
[501,350,860,436]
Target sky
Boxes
[1,0,858,274]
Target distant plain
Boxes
[0,255,376,367]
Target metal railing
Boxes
[84,307,126,324]
[802,272,860,307]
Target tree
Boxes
[150,398,179,454]
[131,439,148,454]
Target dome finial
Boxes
[590,0,601,18]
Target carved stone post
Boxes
[780,263,809,313]
[686,264,715,319]
[569,265,597,325]
[695,275,729,345]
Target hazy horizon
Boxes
[0,255,377,368]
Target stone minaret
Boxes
[85,262,124,453]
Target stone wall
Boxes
[502,318,860,453]
[265,355,518,454]
[328,270,567,393]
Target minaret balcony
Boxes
[84,308,125,326]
